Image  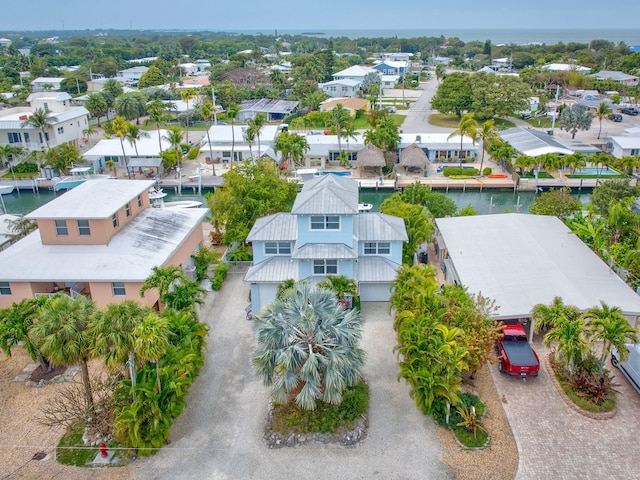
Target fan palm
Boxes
[109,116,133,179]
[226,104,241,163]
[252,282,365,410]
[477,120,499,175]
[22,108,57,150]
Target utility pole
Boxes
[551,84,560,134]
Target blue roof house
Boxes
[244,175,408,313]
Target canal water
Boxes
[1,187,591,216]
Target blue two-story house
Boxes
[244,175,408,313]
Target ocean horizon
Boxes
[235,28,640,46]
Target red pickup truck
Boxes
[495,321,540,378]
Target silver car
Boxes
[612,344,640,394]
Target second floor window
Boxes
[77,219,91,236]
[112,213,119,228]
[310,215,340,230]
[55,219,68,236]
[137,194,143,207]
[364,242,391,255]
[264,242,291,255]
[313,259,338,275]
[125,203,131,217]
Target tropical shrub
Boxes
[482,167,492,176]
[442,167,480,177]
[187,146,200,160]
[192,247,220,281]
[210,262,229,290]
[225,245,253,262]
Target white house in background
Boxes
[244,175,408,313]
[200,124,281,163]
[381,75,400,89]
[606,135,640,158]
[30,77,64,92]
[542,63,591,73]
[431,56,451,66]
[589,70,639,87]
[178,63,199,76]
[319,78,362,98]
[0,92,89,151]
[237,99,298,122]
[0,38,11,48]
[381,52,412,62]
[332,65,378,83]
[373,60,408,76]
[116,66,149,84]
[83,129,172,174]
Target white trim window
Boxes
[310,215,340,230]
[112,282,126,296]
[111,213,119,228]
[313,259,338,275]
[125,203,131,217]
[55,219,68,236]
[77,219,91,236]
[0,281,11,295]
[264,241,291,255]
[364,241,391,255]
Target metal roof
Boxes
[291,175,359,215]
[83,130,171,158]
[357,256,401,282]
[240,98,298,114]
[435,214,640,320]
[244,257,298,283]
[353,213,409,241]
[25,179,155,220]
[247,213,297,242]
[292,243,357,260]
[0,208,208,282]
[499,127,574,157]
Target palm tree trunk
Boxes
[129,351,137,401]
[80,360,94,410]
[38,353,51,374]
[231,121,235,164]
[119,138,131,179]
[157,125,163,156]
[207,129,216,176]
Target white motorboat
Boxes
[358,203,373,212]
[0,185,15,195]
[149,188,203,209]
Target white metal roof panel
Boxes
[353,213,408,241]
[292,243,357,259]
[244,257,298,283]
[247,213,297,241]
[357,256,401,282]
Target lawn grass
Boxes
[57,422,123,467]
[566,174,627,179]
[452,424,489,448]
[429,114,462,128]
[524,116,553,129]
[271,383,369,434]
[493,118,516,129]
[0,172,37,179]
[520,172,554,179]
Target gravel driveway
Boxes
[132,268,452,480]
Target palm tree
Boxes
[125,123,150,157]
[162,126,184,171]
[226,104,241,163]
[448,113,478,167]
[340,122,358,164]
[200,100,216,176]
[109,116,133,179]
[248,113,266,158]
[139,265,189,308]
[134,313,170,394]
[273,131,310,170]
[330,104,352,155]
[488,141,517,172]
[583,302,639,375]
[82,125,97,147]
[477,120,499,175]
[89,300,152,400]
[146,99,171,156]
[103,78,123,100]
[244,124,257,160]
[30,294,96,410]
[531,296,580,334]
[85,93,108,126]
[180,88,197,144]
[544,316,589,375]
[22,108,57,150]
[596,102,612,140]
[0,297,49,373]
[252,282,365,410]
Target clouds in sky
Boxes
[1,0,637,31]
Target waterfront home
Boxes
[0,179,208,309]
[0,92,89,152]
[499,127,599,158]
[200,124,281,163]
[606,134,640,159]
[244,175,407,313]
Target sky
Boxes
[1,0,638,32]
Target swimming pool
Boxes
[574,167,619,175]
[318,171,352,177]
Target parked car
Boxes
[611,344,640,393]
[609,113,623,122]
[620,107,639,116]
[495,321,540,378]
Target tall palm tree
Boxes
[544,316,589,375]
[30,294,96,410]
[22,108,57,150]
[134,313,170,394]
[180,88,197,144]
[146,99,171,156]
[273,131,309,170]
[249,113,266,158]
[226,103,240,163]
[85,93,108,126]
[330,104,352,155]
[109,116,133,179]
[89,300,152,400]
[477,120,499,175]
[448,113,478,167]
[125,123,150,157]
[596,101,612,140]
[244,124,257,160]
[115,92,146,123]
[340,122,358,163]
[200,100,216,176]
[253,282,365,410]
[583,302,639,375]
[162,126,184,171]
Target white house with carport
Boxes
[435,214,640,338]
[82,129,171,175]
[244,175,408,313]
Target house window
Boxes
[111,213,119,228]
[112,282,126,296]
[137,194,143,207]
[0,282,11,295]
[125,203,131,217]
[313,259,338,275]
[264,241,291,255]
[57,126,64,134]
[364,242,391,255]
[54,219,68,236]
[310,215,340,230]
[77,219,91,236]
[7,132,22,144]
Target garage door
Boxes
[359,283,392,302]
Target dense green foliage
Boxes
[529,187,582,218]
[210,262,229,291]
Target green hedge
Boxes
[210,262,229,290]
[442,167,480,177]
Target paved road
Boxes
[491,338,640,480]
[133,268,452,480]
[402,80,452,134]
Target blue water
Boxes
[575,167,619,175]
[318,172,352,177]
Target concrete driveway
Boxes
[133,268,451,480]
[491,337,640,480]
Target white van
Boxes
[612,344,640,394]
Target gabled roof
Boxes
[320,78,362,87]
[292,243,357,259]
[83,129,171,158]
[589,70,638,82]
[240,98,298,114]
[609,136,640,149]
[291,175,359,215]
[321,98,369,111]
[27,92,72,102]
[357,257,401,283]
[30,77,64,84]
[333,65,377,77]
[244,257,298,283]
[353,213,408,241]
[247,213,297,242]
[499,127,573,157]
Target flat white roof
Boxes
[0,207,208,282]
[83,129,171,158]
[436,214,640,319]
[25,179,155,220]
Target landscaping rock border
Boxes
[545,353,617,420]
[263,401,368,448]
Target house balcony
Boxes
[34,282,90,299]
